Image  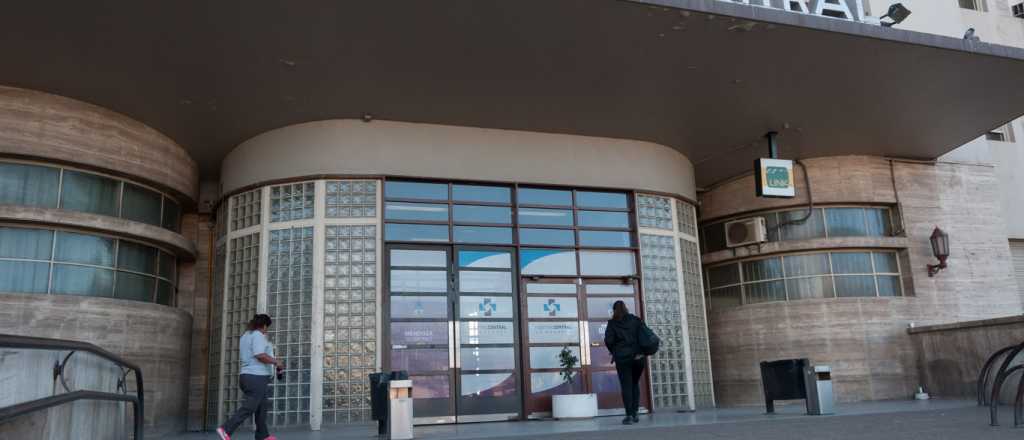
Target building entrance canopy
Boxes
[2,0,1023,186]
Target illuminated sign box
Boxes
[755,158,795,198]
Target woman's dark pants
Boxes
[614,357,646,417]
[222,374,272,439]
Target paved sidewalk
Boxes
[177,400,1022,439]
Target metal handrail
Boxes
[0,334,144,439]
[979,344,1017,406]
[989,341,1024,426]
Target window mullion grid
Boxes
[869,251,880,298]
[827,252,838,298]
[780,255,789,301]
[46,229,57,294]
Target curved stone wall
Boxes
[0,293,192,439]
[700,155,1023,405]
[0,86,198,203]
[220,119,696,201]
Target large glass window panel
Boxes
[709,286,742,309]
[460,347,515,371]
[531,372,584,395]
[865,208,892,237]
[459,296,514,319]
[518,208,573,226]
[156,280,174,305]
[530,346,580,369]
[783,254,831,277]
[527,322,580,344]
[577,211,630,228]
[707,264,741,288]
[517,188,572,206]
[825,208,868,237]
[0,227,53,260]
[0,260,50,293]
[452,185,510,204]
[453,226,512,244]
[391,349,449,373]
[390,270,447,293]
[525,283,576,294]
[586,284,635,295]
[385,224,449,242]
[576,191,628,209]
[744,280,787,304]
[409,375,450,399]
[579,251,636,276]
[877,275,903,297]
[520,249,577,275]
[54,231,114,267]
[834,275,877,297]
[578,230,631,248]
[873,252,900,273]
[117,241,157,274]
[586,297,636,319]
[60,170,120,217]
[742,257,783,282]
[831,252,873,274]
[385,202,449,222]
[702,223,727,254]
[51,264,114,296]
[0,162,59,208]
[778,209,826,241]
[459,271,512,293]
[385,181,448,201]
[390,296,448,319]
[460,321,515,345]
[519,228,575,246]
[158,251,176,280]
[390,322,449,346]
[114,271,156,302]
[452,205,511,224]
[390,249,447,267]
[785,276,834,300]
[458,251,511,269]
[527,297,578,318]
[122,184,163,226]
[590,371,622,394]
[162,198,181,231]
[461,373,517,397]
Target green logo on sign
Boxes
[766,166,789,189]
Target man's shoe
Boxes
[621,416,633,425]
[215,427,230,440]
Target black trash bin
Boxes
[759,358,809,414]
[369,371,410,436]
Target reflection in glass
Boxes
[458,251,511,269]
[391,348,449,373]
[385,224,449,242]
[518,208,573,226]
[409,375,450,399]
[390,322,449,346]
[779,209,826,241]
[115,271,156,301]
[453,205,511,224]
[385,181,448,201]
[786,276,835,300]
[460,321,515,344]
[865,208,892,237]
[531,372,583,395]
[831,252,873,274]
[518,188,572,206]
[0,162,59,208]
[579,251,635,276]
[577,211,630,228]
[55,231,115,267]
[459,271,512,293]
[586,297,636,319]
[783,254,830,277]
[834,275,876,297]
[525,283,576,294]
[576,191,628,209]
[530,346,580,369]
[385,202,449,222]
[0,260,49,293]
[391,249,447,268]
[527,297,578,319]
[591,370,622,394]
[873,252,899,273]
[742,257,783,282]
[390,270,448,292]
[452,185,510,203]
[519,228,575,246]
[459,296,514,319]
[390,296,448,319]
[578,230,631,248]
[585,284,635,295]
[461,373,517,397]
[122,184,163,226]
[0,227,53,260]
[60,170,120,217]
[117,240,157,274]
[460,348,515,371]
[877,275,902,297]
[52,264,114,296]
[528,322,580,344]
[453,226,512,244]
[826,208,867,237]
[520,249,577,275]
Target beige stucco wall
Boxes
[0,293,193,439]
[221,119,696,200]
[0,86,199,203]
[700,155,1023,405]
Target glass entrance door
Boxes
[385,245,522,424]
[581,279,648,414]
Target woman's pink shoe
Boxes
[215,427,230,440]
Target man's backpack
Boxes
[638,321,660,356]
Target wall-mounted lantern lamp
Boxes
[927,227,950,277]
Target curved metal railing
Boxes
[982,341,1024,427]
[0,334,144,439]
[978,344,1017,406]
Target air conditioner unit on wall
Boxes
[725,217,768,248]
[1014,3,1024,18]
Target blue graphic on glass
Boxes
[543,299,561,317]
[478,298,498,317]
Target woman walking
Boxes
[216,314,283,440]
[604,300,646,425]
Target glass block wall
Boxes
[639,234,688,409]
[206,243,226,427]
[221,233,260,419]
[267,227,314,426]
[325,180,377,218]
[322,225,378,424]
[231,189,261,231]
[636,194,714,410]
[271,182,315,222]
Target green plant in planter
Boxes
[558,345,579,386]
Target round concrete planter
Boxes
[552,393,598,419]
